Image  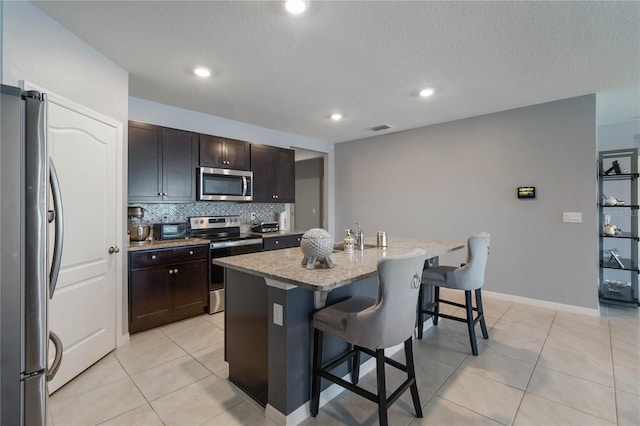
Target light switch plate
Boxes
[563,212,582,223]
[273,303,283,326]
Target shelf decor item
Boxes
[604,160,622,175]
[609,249,625,268]
[598,148,639,307]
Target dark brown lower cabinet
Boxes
[129,245,209,333]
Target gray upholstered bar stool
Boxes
[310,249,427,426]
[417,233,490,356]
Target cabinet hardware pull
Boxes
[174,269,178,274]
[108,246,120,254]
[169,269,173,274]
[151,255,157,260]
[189,250,193,255]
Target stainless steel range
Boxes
[189,216,263,314]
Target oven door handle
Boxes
[210,239,263,250]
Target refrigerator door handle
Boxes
[46,331,63,382]
[49,158,64,298]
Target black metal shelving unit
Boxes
[598,149,640,307]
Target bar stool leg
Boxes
[433,286,440,326]
[375,349,388,426]
[311,328,323,416]
[351,345,361,384]
[417,286,425,339]
[404,338,423,418]
[464,290,479,356]
[475,289,489,339]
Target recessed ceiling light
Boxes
[285,0,307,14]
[194,67,211,78]
[330,113,343,121]
[419,88,435,97]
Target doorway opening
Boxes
[293,149,327,232]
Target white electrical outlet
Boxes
[273,303,283,326]
[562,212,582,223]
[250,212,256,220]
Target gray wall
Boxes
[295,158,324,231]
[2,1,130,338]
[335,95,598,309]
[2,2,128,126]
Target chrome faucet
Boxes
[353,222,364,251]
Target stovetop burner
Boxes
[188,215,262,248]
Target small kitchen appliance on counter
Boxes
[128,205,151,243]
[156,222,188,240]
[189,216,263,314]
[251,221,279,233]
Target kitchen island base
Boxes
[218,239,463,424]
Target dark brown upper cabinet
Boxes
[200,135,251,170]
[251,144,295,203]
[128,121,198,202]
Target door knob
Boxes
[108,246,120,254]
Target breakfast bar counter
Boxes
[213,238,463,291]
[214,238,463,425]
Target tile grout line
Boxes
[515,312,619,425]
[608,319,620,426]
[100,353,167,426]
[508,309,557,425]
[422,300,519,425]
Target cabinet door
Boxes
[171,260,208,321]
[163,128,198,202]
[128,122,162,202]
[224,138,251,170]
[274,148,295,202]
[251,144,276,202]
[199,135,225,168]
[129,266,172,333]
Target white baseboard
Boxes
[116,332,130,348]
[482,290,600,317]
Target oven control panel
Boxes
[189,215,241,230]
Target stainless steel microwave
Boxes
[197,167,253,201]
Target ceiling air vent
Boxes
[371,124,391,131]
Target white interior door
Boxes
[35,87,122,393]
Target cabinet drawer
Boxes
[130,249,173,268]
[263,234,302,251]
[172,245,209,263]
[130,245,209,268]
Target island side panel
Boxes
[225,268,269,406]
[267,276,379,416]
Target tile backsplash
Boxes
[131,202,285,227]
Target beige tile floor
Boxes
[48,290,639,426]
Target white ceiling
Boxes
[34,1,640,144]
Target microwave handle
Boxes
[242,176,247,196]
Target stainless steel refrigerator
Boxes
[1,84,64,425]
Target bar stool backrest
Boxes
[448,232,491,291]
[348,249,426,349]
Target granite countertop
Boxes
[128,237,210,251]
[213,238,464,292]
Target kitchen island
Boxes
[214,238,463,425]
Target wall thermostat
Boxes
[517,186,536,199]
